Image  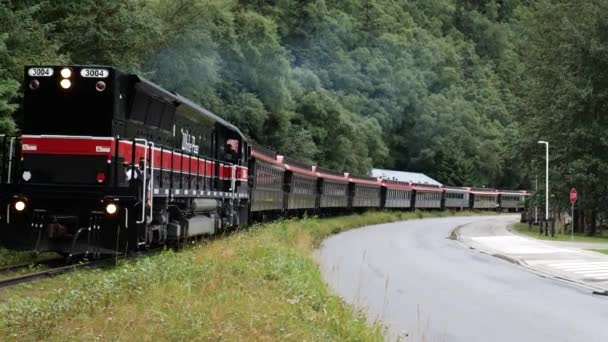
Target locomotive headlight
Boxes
[22,171,31,182]
[15,201,26,212]
[60,79,71,89]
[105,203,118,215]
[59,79,72,89]
[60,68,72,78]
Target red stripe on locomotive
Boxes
[20,136,247,182]
[21,136,114,159]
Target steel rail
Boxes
[0,260,102,290]
[0,248,166,290]
[0,257,65,276]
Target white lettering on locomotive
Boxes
[22,144,38,151]
[181,130,199,154]
[80,68,109,78]
[27,68,54,77]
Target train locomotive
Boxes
[0,65,528,256]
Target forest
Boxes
[1,0,607,227]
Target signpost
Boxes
[570,188,577,240]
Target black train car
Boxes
[1,65,250,254]
[498,190,528,212]
[249,145,285,215]
[381,180,413,209]
[443,186,470,210]
[470,188,499,209]
[317,166,349,210]
[282,156,318,212]
[349,175,382,208]
[412,184,443,209]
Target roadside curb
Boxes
[452,221,608,296]
[517,259,608,296]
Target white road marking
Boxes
[537,260,608,280]
[471,236,574,254]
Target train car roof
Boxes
[134,77,246,139]
[412,183,444,192]
[469,187,498,195]
[444,186,471,192]
[499,190,530,195]
[251,147,379,184]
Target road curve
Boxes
[317,215,608,342]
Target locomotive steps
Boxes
[0,211,490,340]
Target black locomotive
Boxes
[0,65,528,256]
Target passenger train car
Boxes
[0,65,528,256]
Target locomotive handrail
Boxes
[231,164,237,195]
[148,141,154,223]
[6,137,15,184]
[133,138,148,225]
[0,134,15,184]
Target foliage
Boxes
[0,247,57,268]
[0,0,566,187]
[515,0,608,231]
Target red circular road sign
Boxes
[570,188,577,204]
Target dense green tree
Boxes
[0,1,66,133]
[40,0,162,70]
[517,0,608,232]
[0,33,17,134]
[0,0,541,183]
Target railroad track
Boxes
[0,249,165,290]
[0,257,65,276]
[0,259,110,290]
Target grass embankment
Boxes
[512,222,608,244]
[0,248,57,268]
[0,210,484,340]
[589,249,608,255]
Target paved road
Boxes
[318,216,608,341]
[458,218,608,292]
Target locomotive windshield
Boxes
[22,66,118,136]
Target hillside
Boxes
[4,0,599,197]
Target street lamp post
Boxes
[535,174,538,223]
[537,141,549,221]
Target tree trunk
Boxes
[588,210,597,236]
[577,210,585,234]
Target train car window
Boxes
[130,90,149,122]
[146,101,164,128]
[225,139,239,163]
[159,104,176,131]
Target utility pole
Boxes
[537,141,549,221]
[535,173,538,224]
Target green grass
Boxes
[0,210,492,340]
[589,249,608,255]
[0,247,58,267]
[512,222,608,244]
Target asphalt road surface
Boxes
[318,215,608,341]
